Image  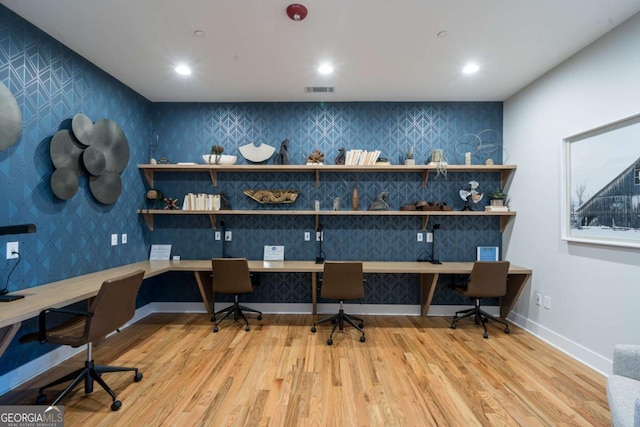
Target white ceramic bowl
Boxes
[202,154,237,165]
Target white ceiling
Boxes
[2,0,640,102]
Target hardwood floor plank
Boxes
[0,314,609,426]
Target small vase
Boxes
[352,177,359,211]
[405,159,415,166]
[490,199,504,207]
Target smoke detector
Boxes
[286,4,308,21]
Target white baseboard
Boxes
[141,302,493,317]
[508,311,611,375]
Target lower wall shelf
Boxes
[138,209,516,232]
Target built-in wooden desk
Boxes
[0,260,532,358]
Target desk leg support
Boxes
[501,274,532,319]
[0,323,21,358]
[194,271,215,315]
[311,272,318,316]
[420,273,439,317]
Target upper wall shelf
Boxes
[138,164,517,189]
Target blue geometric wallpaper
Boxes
[0,6,151,375]
[0,5,504,377]
[148,102,504,308]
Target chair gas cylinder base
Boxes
[310,261,366,346]
[211,295,263,332]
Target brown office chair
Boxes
[311,261,365,345]
[450,261,511,339]
[211,258,262,332]
[25,269,145,411]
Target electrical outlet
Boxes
[535,293,541,306]
[543,295,551,309]
[426,232,433,243]
[416,233,423,242]
[316,231,323,241]
[111,234,118,246]
[6,241,19,259]
[215,231,221,240]
[224,231,232,241]
[121,233,127,244]
[304,232,311,241]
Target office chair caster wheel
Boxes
[327,338,333,345]
[134,372,143,382]
[257,315,263,320]
[311,326,317,333]
[360,335,365,343]
[111,400,122,411]
[450,323,456,329]
[358,323,364,328]
[245,325,250,331]
[213,326,219,333]
[483,332,489,339]
[504,327,510,334]
[36,394,46,404]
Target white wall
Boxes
[503,12,640,375]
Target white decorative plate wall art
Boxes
[238,142,275,163]
[0,81,22,151]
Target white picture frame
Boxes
[561,113,640,248]
[477,246,499,261]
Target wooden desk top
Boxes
[0,260,532,329]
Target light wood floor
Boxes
[0,313,609,426]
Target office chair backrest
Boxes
[211,258,253,294]
[321,261,364,300]
[85,269,145,342]
[465,261,510,298]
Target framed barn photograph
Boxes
[562,113,640,248]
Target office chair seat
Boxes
[211,258,262,332]
[450,261,511,339]
[311,261,366,345]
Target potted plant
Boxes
[488,189,507,207]
[210,144,224,164]
[404,146,415,166]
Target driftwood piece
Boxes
[243,189,300,204]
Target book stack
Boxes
[182,193,221,211]
[485,205,509,212]
[345,149,382,165]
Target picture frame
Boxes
[561,113,640,248]
[477,246,499,261]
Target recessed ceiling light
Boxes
[462,63,479,74]
[175,64,192,76]
[193,30,206,38]
[318,63,334,75]
[437,30,448,38]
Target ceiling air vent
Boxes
[304,86,335,94]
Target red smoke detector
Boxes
[286,4,308,21]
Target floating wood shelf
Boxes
[139,164,516,189]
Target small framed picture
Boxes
[477,246,499,261]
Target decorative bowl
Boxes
[202,154,237,165]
